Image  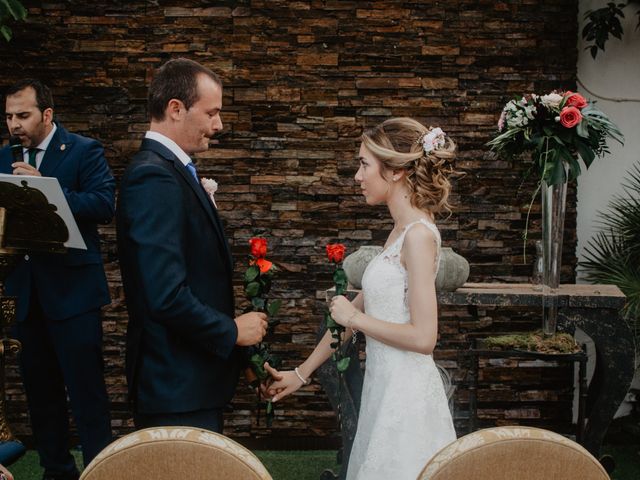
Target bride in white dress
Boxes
[265,117,458,479]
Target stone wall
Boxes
[0,0,579,447]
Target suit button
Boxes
[24,255,30,261]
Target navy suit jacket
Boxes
[0,124,115,321]
[116,138,241,414]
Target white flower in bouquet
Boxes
[540,92,563,108]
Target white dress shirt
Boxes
[24,122,57,169]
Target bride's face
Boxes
[355,143,390,205]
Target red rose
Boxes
[326,243,346,263]
[564,92,588,109]
[250,237,267,258]
[559,106,582,128]
[255,258,273,274]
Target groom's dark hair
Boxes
[148,58,221,121]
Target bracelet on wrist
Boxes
[346,310,359,329]
[294,367,310,386]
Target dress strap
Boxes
[397,219,441,274]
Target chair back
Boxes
[418,426,609,480]
[80,427,272,480]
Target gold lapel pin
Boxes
[60,144,66,151]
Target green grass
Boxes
[8,450,341,480]
[7,445,638,480]
[602,445,640,480]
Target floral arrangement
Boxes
[487,90,623,186]
[325,244,350,373]
[243,237,281,426]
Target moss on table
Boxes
[483,330,582,354]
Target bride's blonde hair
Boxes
[361,117,459,215]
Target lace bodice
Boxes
[362,218,441,326]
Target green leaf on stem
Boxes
[334,268,348,295]
[267,299,282,317]
[244,265,260,283]
[266,401,274,427]
[337,357,351,372]
[325,312,338,329]
[250,353,268,380]
[575,139,596,168]
[245,281,260,297]
[251,297,265,311]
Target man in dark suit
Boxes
[117,58,267,432]
[1,79,114,480]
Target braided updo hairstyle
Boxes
[361,117,458,215]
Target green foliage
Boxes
[333,268,348,296]
[582,1,640,59]
[336,356,351,372]
[483,331,581,354]
[580,162,640,332]
[487,95,624,187]
[243,248,281,427]
[0,0,27,41]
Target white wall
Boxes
[576,0,640,275]
[575,0,640,418]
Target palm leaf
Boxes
[579,162,640,326]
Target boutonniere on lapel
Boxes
[60,144,66,151]
[201,177,218,207]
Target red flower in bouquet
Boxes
[250,237,268,258]
[326,243,346,263]
[559,106,582,128]
[564,91,588,109]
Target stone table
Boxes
[438,283,633,457]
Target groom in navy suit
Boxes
[117,58,267,432]
[1,79,114,480]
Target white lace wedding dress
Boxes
[346,219,456,480]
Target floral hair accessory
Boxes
[201,177,218,207]
[418,127,446,155]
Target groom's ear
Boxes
[166,98,184,121]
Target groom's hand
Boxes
[235,312,268,346]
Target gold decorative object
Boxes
[0,181,69,441]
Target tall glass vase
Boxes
[540,167,568,336]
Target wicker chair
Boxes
[80,427,272,480]
[418,426,609,480]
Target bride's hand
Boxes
[264,363,307,402]
[330,295,359,328]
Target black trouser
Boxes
[133,408,224,433]
[15,291,112,476]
